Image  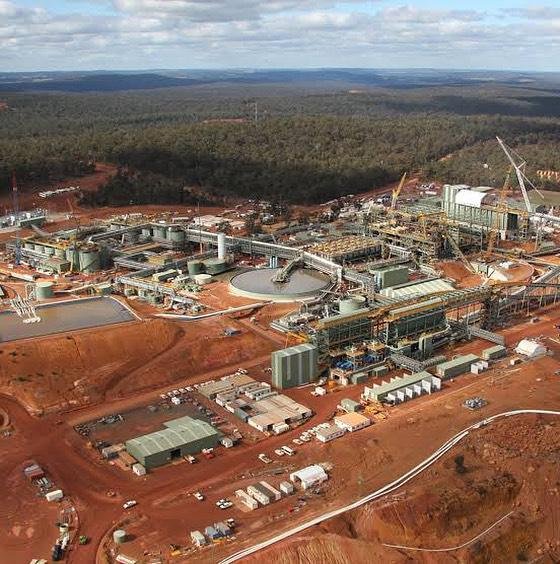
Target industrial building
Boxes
[290,465,329,490]
[481,344,507,360]
[363,371,442,404]
[235,489,259,510]
[125,416,220,469]
[340,398,361,413]
[316,425,345,443]
[247,483,273,505]
[515,339,547,358]
[271,343,319,389]
[246,395,312,432]
[435,354,480,379]
[334,412,371,432]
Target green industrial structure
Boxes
[271,343,319,389]
[125,416,221,469]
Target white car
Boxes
[292,439,303,445]
[123,500,137,509]
[193,492,204,501]
[274,449,285,456]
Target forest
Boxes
[1,75,559,206]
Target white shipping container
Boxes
[45,489,64,502]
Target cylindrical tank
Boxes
[187,261,204,275]
[55,247,66,258]
[79,250,100,273]
[113,530,127,544]
[204,258,228,275]
[168,228,185,243]
[193,273,212,285]
[217,232,226,260]
[36,281,54,300]
[338,296,366,314]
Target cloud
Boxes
[0,1,559,71]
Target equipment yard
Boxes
[2,145,560,563]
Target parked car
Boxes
[193,492,204,501]
[123,500,137,509]
[274,449,285,457]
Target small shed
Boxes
[190,530,206,546]
[279,481,294,495]
[340,398,361,413]
[132,463,146,476]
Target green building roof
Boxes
[126,416,219,458]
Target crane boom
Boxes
[496,136,532,213]
[391,172,407,210]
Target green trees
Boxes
[1,84,559,204]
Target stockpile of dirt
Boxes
[0,319,182,412]
[111,316,277,396]
[248,415,560,564]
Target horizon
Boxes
[2,66,559,76]
[2,1,559,73]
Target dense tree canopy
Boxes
[1,83,559,205]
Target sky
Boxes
[1,1,559,72]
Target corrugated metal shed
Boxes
[126,416,219,458]
[364,371,433,399]
[435,354,479,378]
[380,278,454,299]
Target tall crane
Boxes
[11,171,21,266]
[391,172,408,211]
[496,136,542,213]
[485,167,512,258]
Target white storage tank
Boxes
[36,281,54,301]
[217,232,227,260]
[113,529,127,544]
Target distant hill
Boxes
[2,68,560,93]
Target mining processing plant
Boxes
[4,137,560,563]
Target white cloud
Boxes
[0,1,559,71]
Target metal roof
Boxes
[366,371,434,396]
[272,343,317,358]
[126,416,219,457]
[380,278,454,300]
[455,189,488,208]
[436,354,479,371]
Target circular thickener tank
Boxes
[230,268,331,302]
[204,258,229,275]
[113,530,127,544]
[187,261,204,275]
[338,296,367,314]
[168,228,185,243]
[194,273,212,285]
[79,250,100,273]
[36,281,54,300]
